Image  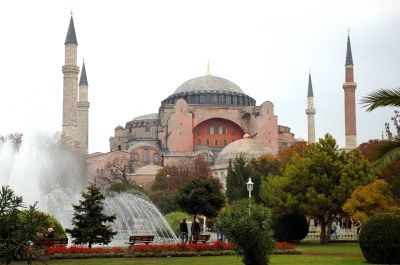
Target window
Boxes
[206,139,210,146]
[223,139,228,146]
[222,127,226,134]
[226,95,231,104]
[143,149,149,162]
[197,139,201,145]
[196,127,201,135]
[214,139,219,146]
[118,145,121,150]
[207,127,211,134]
[214,125,219,134]
[200,94,206,103]
[213,94,218,103]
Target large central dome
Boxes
[161,74,255,107]
[173,75,244,94]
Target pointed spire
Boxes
[79,60,88,86]
[307,72,314,97]
[65,15,78,45]
[345,31,353,66]
[206,61,211,76]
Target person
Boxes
[331,219,337,239]
[180,218,188,244]
[355,221,361,236]
[46,227,55,239]
[192,219,201,243]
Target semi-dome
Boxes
[215,138,275,166]
[173,75,244,95]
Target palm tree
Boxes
[361,88,400,167]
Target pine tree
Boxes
[66,184,117,248]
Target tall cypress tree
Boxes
[66,184,116,248]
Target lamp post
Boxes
[246,177,254,215]
[246,177,254,199]
[166,174,170,192]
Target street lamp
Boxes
[166,174,170,192]
[246,177,254,199]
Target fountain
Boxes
[0,132,177,245]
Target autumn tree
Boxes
[100,157,131,185]
[149,156,212,214]
[342,179,400,223]
[260,134,375,243]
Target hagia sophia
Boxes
[60,16,357,189]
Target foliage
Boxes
[176,176,224,236]
[99,157,132,186]
[218,199,274,265]
[106,181,144,194]
[226,156,251,202]
[260,134,374,243]
[149,156,212,213]
[19,209,65,238]
[359,213,400,264]
[342,179,400,223]
[361,88,400,167]
[132,241,234,253]
[278,141,310,166]
[46,246,124,255]
[66,184,117,248]
[273,212,309,242]
[0,186,49,265]
[164,211,192,236]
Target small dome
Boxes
[115,125,124,130]
[132,113,159,121]
[133,164,162,176]
[215,138,274,166]
[173,75,244,95]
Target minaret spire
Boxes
[78,60,90,153]
[343,32,357,149]
[306,72,316,144]
[65,15,78,45]
[62,15,80,144]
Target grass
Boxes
[11,242,367,265]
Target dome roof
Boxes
[132,113,159,121]
[173,75,244,95]
[215,138,274,166]
[115,125,124,130]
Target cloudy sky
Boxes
[0,0,399,153]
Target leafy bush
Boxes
[218,199,274,265]
[359,213,400,264]
[273,212,309,242]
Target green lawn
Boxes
[12,242,367,265]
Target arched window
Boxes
[118,145,121,151]
[214,125,219,134]
[222,126,227,134]
[143,149,149,162]
[214,139,219,146]
[207,127,211,134]
[223,139,228,146]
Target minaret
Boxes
[77,61,90,153]
[62,15,79,143]
[305,72,316,144]
[343,33,357,149]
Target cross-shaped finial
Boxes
[71,9,73,16]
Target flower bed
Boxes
[45,241,299,259]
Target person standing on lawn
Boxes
[180,218,188,244]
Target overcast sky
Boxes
[0,0,399,153]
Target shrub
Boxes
[273,212,309,242]
[218,199,274,265]
[359,213,400,264]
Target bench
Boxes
[127,235,154,246]
[192,234,210,244]
[38,238,68,246]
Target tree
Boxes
[99,157,132,186]
[342,179,400,223]
[260,134,375,243]
[66,184,117,248]
[361,89,400,167]
[226,156,251,202]
[176,176,225,241]
[0,186,48,265]
[149,156,212,214]
[218,199,274,265]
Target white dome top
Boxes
[215,138,274,166]
[173,75,244,95]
